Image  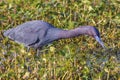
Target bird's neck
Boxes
[59,27,87,39]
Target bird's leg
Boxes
[36,49,40,56]
[26,47,30,52]
[36,47,42,56]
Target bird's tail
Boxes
[3,30,8,37]
[3,29,14,37]
[0,30,6,42]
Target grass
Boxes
[0,0,120,80]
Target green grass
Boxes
[0,0,120,80]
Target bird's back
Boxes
[12,20,54,32]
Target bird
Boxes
[3,20,105,52]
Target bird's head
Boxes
[89,26,105,48]
[79,26,105,48]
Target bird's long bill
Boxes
[94,36,105,48]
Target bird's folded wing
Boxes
[6,30,38,46]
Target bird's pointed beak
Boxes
[94,36,105,48]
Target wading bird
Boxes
[3,20,105,52]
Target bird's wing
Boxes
[15,32,38,46]
[5,29,39,46]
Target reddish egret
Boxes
[3,20,105,51]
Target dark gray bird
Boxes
[3,20,105,50]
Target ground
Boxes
[0,0,120,80]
